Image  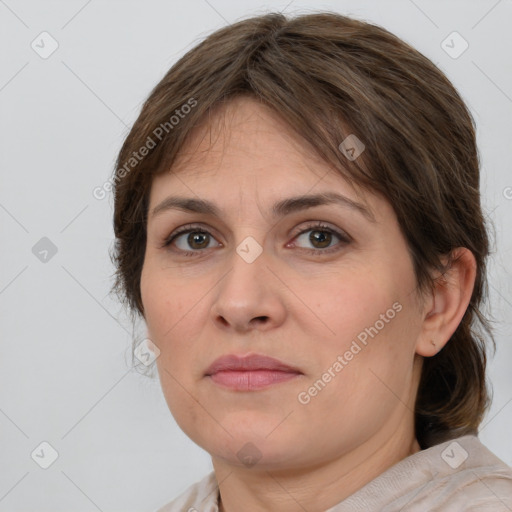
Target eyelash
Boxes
[161,221,351,258]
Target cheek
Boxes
[141,264,190,337]
[143,275,205,423]
[141,266,212,385]
[297,303,419,442]
[310,267,396,343]
[303,264,418,390]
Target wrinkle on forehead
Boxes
[156,96,375,225]
[169,96,331,177]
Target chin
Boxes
[185,417,302,466]
[210,437,304,471]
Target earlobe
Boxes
[415,247,477,357]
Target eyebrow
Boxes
[150,192,376,223]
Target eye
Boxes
[290,222,350,255]
[162,224,220,255]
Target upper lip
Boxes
[205,353,302,376]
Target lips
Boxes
[205,353,301,374]
[205,353,303,390]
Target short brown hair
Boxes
[111,11,496,449]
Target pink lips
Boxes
[205,354,303,391]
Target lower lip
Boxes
[208,370,301,390]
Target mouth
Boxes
[204,353,303,391]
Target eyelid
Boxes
[290,221,351,243]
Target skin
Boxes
[140,96,477,512]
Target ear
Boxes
[415,247,477,357]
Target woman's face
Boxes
[141,96,427,470]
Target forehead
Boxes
[169,97,327,176]
[147,96,392,225]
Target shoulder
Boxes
[154,472,219,512]
[399,435,512,511]
[331,434,512,512]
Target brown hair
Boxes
[110,11,496,449]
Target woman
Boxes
[110,11,512,511]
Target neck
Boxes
[213,427,421,512]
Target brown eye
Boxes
[162,224,221,254]
[292,222,350,255]
[185,232,210,250]
[307,229,333,249]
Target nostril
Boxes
[216,316,229,327]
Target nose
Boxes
[210,240,287,334]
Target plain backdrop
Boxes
[0,1,511,510]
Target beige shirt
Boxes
[156,434,512,511]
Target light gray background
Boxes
[1,0,511,510]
